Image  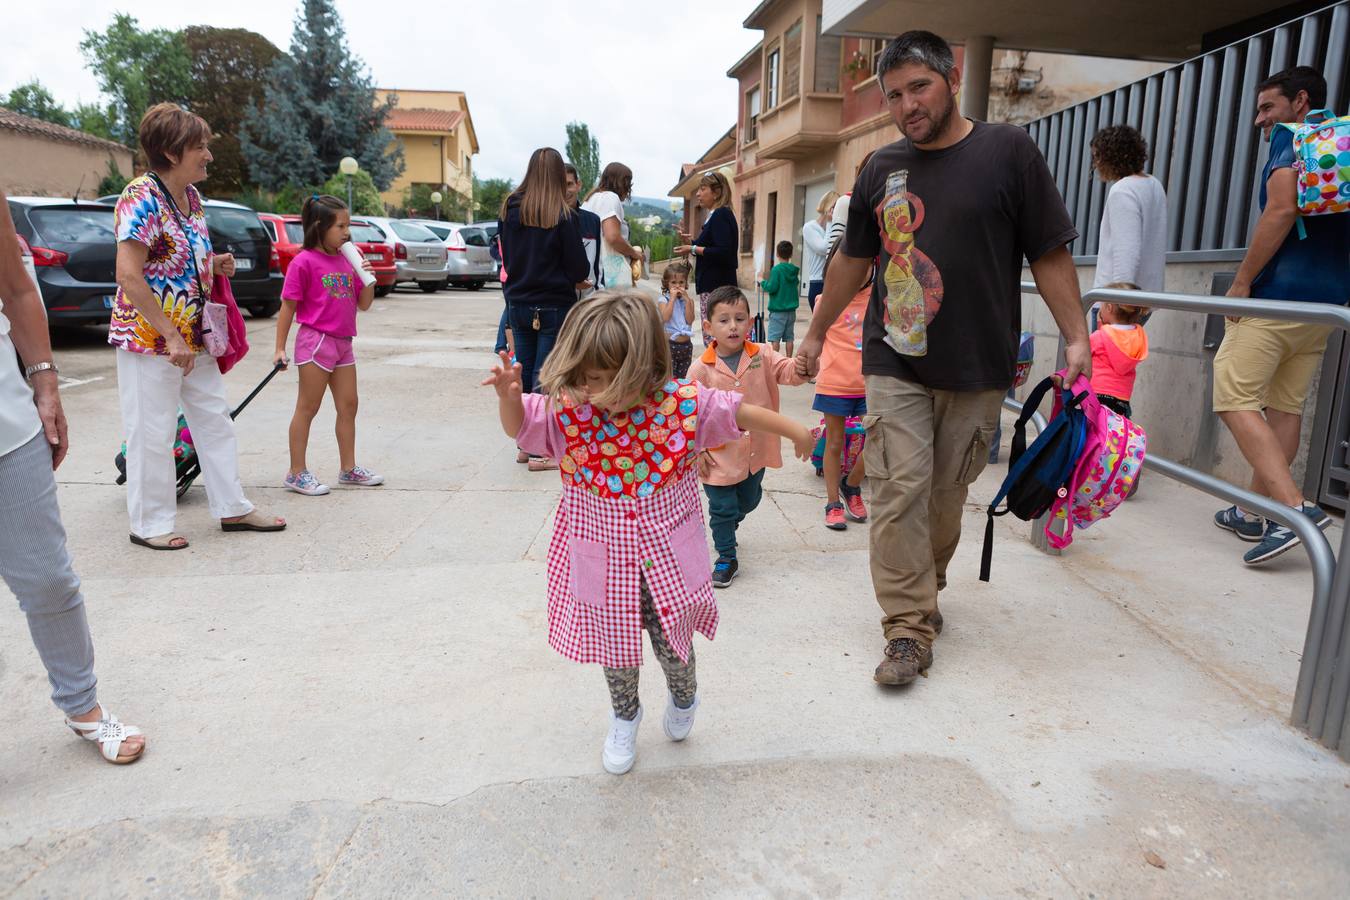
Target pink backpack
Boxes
[1044,373,1146,548]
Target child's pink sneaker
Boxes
[824,503,847,530]
[339,465,384,486]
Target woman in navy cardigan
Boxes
[675,171,738,342]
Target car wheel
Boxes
[250,301,281,318]
[374,285,393,297]
[419,281,439,293]
[467,281,484,291]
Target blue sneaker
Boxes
[1215,505,1264,542]
[1243,504,1333,566]
[711,557,738,588]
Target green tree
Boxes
[4,81,73,128]
[565,121,600,195]
[404,184,457,220]
[71,102,118,141]
[472,175,515,221]
[79,13,192,145]
[321,168,385,217]
[242,0,403,191]
[96,157,130,196]
[182,26,282,196]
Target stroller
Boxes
[114,362,284,499]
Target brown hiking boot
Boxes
[928,609,944,636]
[874,638,933,685]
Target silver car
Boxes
[410,220,494,291]
[364,217,448,293]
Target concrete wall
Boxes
[1018,259,1331,493]
[0,131,133,199]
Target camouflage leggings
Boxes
[603,578,697,720]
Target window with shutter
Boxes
[745,87,761,143]
[740,196,755,254]
[813,16,841,93]
[783,20,802,100]
[766,48,780,108]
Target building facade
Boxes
[375,89,479,219]
[0,108,135,199]
[670,0,1166,289]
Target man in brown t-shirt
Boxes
[797,30,1091,687]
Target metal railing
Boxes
[1025,1,1350,258]
[1016,282,1350,759]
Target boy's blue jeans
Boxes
[702,469,766,560]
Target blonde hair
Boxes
[699,171,732,209]
[816,190,840,216]
[1101,282,1148,323]
[501,147,570,229]
[537,290,671,410]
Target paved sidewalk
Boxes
[2,286,1348,897]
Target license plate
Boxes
[234,258,254,271]
[364,252,382,261]
[103,296,115,309]
[418,255,437,265]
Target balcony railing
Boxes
[756,93,845,160]
[1026,1,1350,259]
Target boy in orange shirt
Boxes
[688,285,808,588]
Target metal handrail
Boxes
[1018,282,1348,752]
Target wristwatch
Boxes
[23,361,59,380]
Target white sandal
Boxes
[65,709,145,765]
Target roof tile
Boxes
[0,107,130,153]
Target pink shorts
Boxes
[294,324,355,371]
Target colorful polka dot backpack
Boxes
[1279,108,1350,237]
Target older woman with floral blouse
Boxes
[113,103,284,549]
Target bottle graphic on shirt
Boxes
[881,169,927,357]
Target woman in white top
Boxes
[802,191,837,311]
[0,189,147,764]
[582,162,644,289]
[1089,125,1168,326]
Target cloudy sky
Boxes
[2,0,758,199]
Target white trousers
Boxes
[116,349,253,537]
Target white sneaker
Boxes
[602,707,642,775]
[662,692,700,741]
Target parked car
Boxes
[15,232,39,292]
[8,197,119,325]
[409,220,493,290]
[362,217,448,292]
[202,199,282,317]
[349,218,398,297]
[256,213,396,297]
[97,193,283,317]
[471,220,501,278]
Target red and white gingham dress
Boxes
[517,381,744,667]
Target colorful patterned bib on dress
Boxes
[554,379,700,499]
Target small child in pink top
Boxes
[1089,291,1149,420]
[814,275,872,531]
[275,195,380,496]
[482,289,812,776]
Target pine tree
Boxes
[241,0,403,191]
[565,122,601,195]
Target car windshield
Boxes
[206,207,268,242]
[284,222,305,244]
[389,221,438,242]
[28,207,115,243]
[460,227,489,247]
[350,222,384,243]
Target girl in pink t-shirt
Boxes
[275,195,380,496]
[482,290,812,776]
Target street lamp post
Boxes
[339,156,359,209]
[430,191,443,221]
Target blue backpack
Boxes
[979,376,1089,582]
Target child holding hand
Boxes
[815,266,872,530]
[482,290,811,776]
[688,285,809,588]
[656,261,696,378]
[274,194,381,495]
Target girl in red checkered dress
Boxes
[483,290,813,775]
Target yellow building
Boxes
[375,89,479,218]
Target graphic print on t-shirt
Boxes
[876,169,943,356]
[320,271,355,301]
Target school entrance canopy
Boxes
[820,0,1304,116]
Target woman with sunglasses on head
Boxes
[674,171,738,344]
